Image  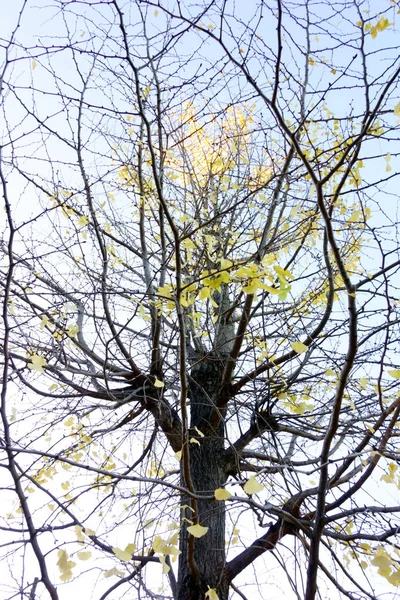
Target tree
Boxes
[1,1,400,599]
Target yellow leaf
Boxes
[85,528,95,537]
[28,354,47,372]
[187,523,209,538]
[77,551,92,561]
[113,544,136,561]
[153,536,181,556]
[394,102,400,117]
[40,315,49,328]
[48,384,58,391]
[153,376,164,388]
[32,59,37,69]
[291,342,308,354]
[104,567,125,578]
[66,323,79,337]
[199,286,211,301]
[244,476,264,495]
[75,526,85,542]
[371,547,393,579]
[139,304,151,321]
[205,587,219,600]
[388,369,400,379]
[77,215,89,226]
[274,265,294,280]
[214,488,232,501]
[174,450,182,461]
[325,369,335,376]
[192,426,204,437]
[285,400,314,414]
[376,16,390,32]
[190,437,200,445]
[57,550,76,579]
[381,462,398,483]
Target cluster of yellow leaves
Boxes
[152,528,181,573]
[165,103,257,186]
[281,392,314,415]
[370,546,400,585]
[381,462,400,488]
[345,539,400,586]
[147,459,165,478]
[40,314,79,339]
[113,543,136,561]
[75,525,94,542]
[104,566,125,578]
[28,353,47,372]
[57,549,76,582]
[32,462,57,485]
[356,16,391,39]
[155,261,294,315]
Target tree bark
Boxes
[177,355,229,600]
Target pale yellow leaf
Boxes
[66,323,79,337]
[28,354,47,372]
[394,102,400,117]
[192,425,204,437]
[113,544,136,561]
[205,587,219,600]
[325,369,335,376]
[104,567,125,578]
[291,341,308,354]
[388,369,400,379]
[40,315,49,328]
[139,304,151,321]
[187,523,209,538]
[244,476,264,495]
[75,525,85,542]
[214,488,232,501]
[77,215,89,226]
[153,376,164,388]
[77,551,92,561]
[159,555,170,573]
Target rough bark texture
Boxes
[177,355,229,600]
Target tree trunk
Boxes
[177,355,229,600]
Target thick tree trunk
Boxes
[177,355,229,600]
